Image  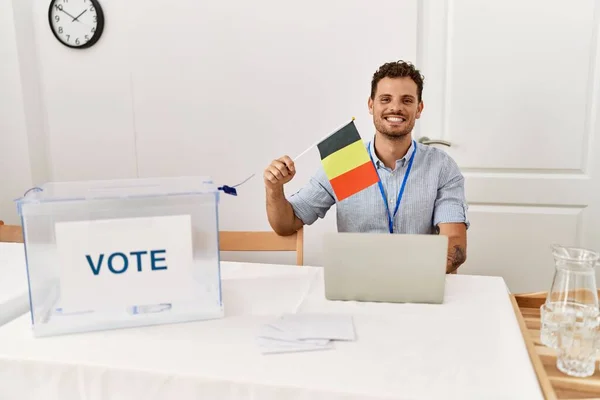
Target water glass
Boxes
[555,307,600,378]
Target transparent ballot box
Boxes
[15,176,223,337]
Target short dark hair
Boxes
[370,60,424,102]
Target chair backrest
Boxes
[0,220,306,264]
[0,221,24,243]
[218,228,304,266]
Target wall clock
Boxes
[48,0,105,49]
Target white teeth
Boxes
[386,117,405,122]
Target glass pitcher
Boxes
[540,244,600,348]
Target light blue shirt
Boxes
[288,139,469,233]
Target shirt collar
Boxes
[369,137,416,169]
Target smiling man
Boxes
[264,60,469,273]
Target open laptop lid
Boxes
[322,233,448,304]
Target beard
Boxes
[373,114,415,141]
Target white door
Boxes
[418,0,600,293]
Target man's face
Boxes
[368,77,424,140]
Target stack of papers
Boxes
[256,313,356,354]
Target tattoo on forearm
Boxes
[448,245,466,270]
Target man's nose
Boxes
[389,101,404,113]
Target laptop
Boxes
[322,232,448,304]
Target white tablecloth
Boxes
[0,243,29,326]
[0,256,543,400]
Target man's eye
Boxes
[404,99,413,103]
[381,98,390,102]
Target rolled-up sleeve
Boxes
[433,156,470,228]
[287,167,336,225]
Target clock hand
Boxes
[58,7,78,21]
[61,9,93,29]
[72,9,87,22]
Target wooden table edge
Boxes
[510,294,557,400]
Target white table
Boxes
[0,249,543,400]
[0,243,29,326]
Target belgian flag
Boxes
[317,120,379,201]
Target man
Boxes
[263,60,469,273]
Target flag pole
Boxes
[218,117,356,195]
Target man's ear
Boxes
[368,97,374,115]
[416,101,424,119]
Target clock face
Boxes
[48,0,104,49]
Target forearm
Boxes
[446,236,467,274]
[437,222,467,274]
[266,187,303,236]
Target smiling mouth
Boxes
[384,116,406,123]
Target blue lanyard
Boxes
[368,141,416,234]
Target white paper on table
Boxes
[255,337,333,354]
[258,324,331,345]
[256,313,356,354]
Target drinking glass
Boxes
[555,306,600,378]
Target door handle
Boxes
[418,136,451,147]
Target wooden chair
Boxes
[0,220,24,243]
[0,220,306,265]
[218,227,304,266]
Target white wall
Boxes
[12,0,51,187]
[1,0,50,224]
[0,0,33,225]
[32,0,137,181]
